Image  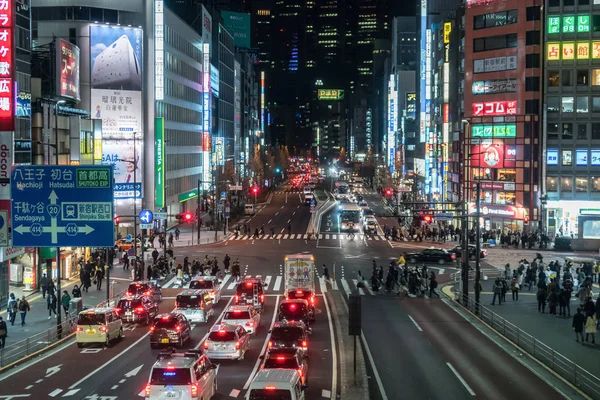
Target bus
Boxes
[339,204,362,232]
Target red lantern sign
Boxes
[0,0,13,132]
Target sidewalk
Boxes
[0,266,133,349]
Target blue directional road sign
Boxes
[11,165,115,247]
[138,209,153,224]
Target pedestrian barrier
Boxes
[0,289,127,370]
[446,290,600,400]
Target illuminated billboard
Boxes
[56,39,80,101]
[472,101,517,117]
[547,42,600,60]
[0,0,14,132]
[548,15,590,34]
[155,0,164,100]
[388,75,397,173]
[472,124,517,138]
[472,78,517,95]
[318,89,344,100]
[221,11,251,48]
[473,56,516,73]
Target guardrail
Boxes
[446,290,600,400]
[0,289,127,370]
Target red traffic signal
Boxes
[424,215,432,223]
[184,212,193,222]
[114,216,120,224]
[524,216,529,224]
[385,189,392,196]
[252,187,259,194]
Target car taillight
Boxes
[451,254,456,259]
[203,341,209,350]
[310,296,315,304]
[76,326,83,332]
[144,291,151,296]
[246,322,254,327]
[99,326,108,333]
[145,384,151,397]
[234,295,239,303]
[175,325,181,332]
[259,294,264,302]
[191,383,199,397]
[126,292,131,296]
[301,340,308,349]
[150,326,156,332]
[210,291,215,297]
[114,307,121,314]
[135,307,145,313]
[268,340,272,348]
[235,341,240,350]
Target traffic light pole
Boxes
[197,179,202,244]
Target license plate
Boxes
[165,392,179,398]
[161,338,170,344]
[125,311,132,316]
[86,329,95,334]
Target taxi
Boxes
[145,349,217,400]
[115,238,141,252]
[260,348,308,385]
[149,313,191,349]
[245,369,307,400]
[268,320,309,356]
[76,308,123,348]
[221,305,261,334]
[188,276,222,304]
[127,281,163,302]
[202,324,250,361]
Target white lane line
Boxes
[322,290,338,399]
[61,389,80,397]
[243,295,281,390]
[230,389,241,397]
[35,379,43,383]
[111,385,119,390]
[322,389,332,398]
[341,279,352,299]
[267,219,272,224]
[361,331,388,400]
[319,277,328,294]
[163,276,177,288]
[221,274,231,289]
[447,363,476,396]
[352,279,365,296]
[292,211,296,216]
[195,296,235,349]
[287,219,291,223]
[48,389,63,397]
[245,275,252,279]
[264,275,272,290]
[408,315,423,332]
[69,330,152,389]
[275,212,279,216]
[273,276,282,291]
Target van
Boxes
[174,289,213,323]
[76,308,123,348]
[245,204,256,215]
[245,369,307,400]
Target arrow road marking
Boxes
[125,365,143,378]
[61,389,80,397]
[45,365,62,377]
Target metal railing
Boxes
[0,289,127,369]
[447,290,600,400]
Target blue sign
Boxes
[210,64,219,98]
[126,234,132,241]
[138,209,153,224]
[11,165,115,247]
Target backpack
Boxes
[18,300,28,312]
[11,300,18,313]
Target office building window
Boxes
[526,77,540,91]
[578,124,588,139]
[592,69,600,86]
[549,0,559,5]
[527,6,541,20]
[563,150,573,166]
[578,70,589,86]
[473,10,518,30]
[526,30,541,45]
[547,177,558,192]
[561,177,572,193]
[593,123,600,139]
[578,97,589,113]
[526,53,540,68]
[563,97,574,113]
[473,33,518,52]
[593,97,600,112]
[564,0,574,5]
[548,70,560,87]
[548,122,559,138]
[576,178,588,192]
[563,70,573,86]
[548,96,560,112]
[592,177,600,192]
[562,123,573,139]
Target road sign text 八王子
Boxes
[11,165,115,247]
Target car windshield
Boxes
[224,311,251,320]
[127,284,148,294]
[154,318,179,328]
[150,368,192,385]
[280,303,307,317]
[364,209,374,215]
[287,291,310,300]
[189,280,213,290]
[176,295,202,309]
[271,327,303,341]
[118,299,142,309]
[78,313,106,325]
[208,331,236,342]
[249,390,292,400]
[264,357,299,369]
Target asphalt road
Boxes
[241,188,311,235]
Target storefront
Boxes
[544,200,600,240]
[2,247,37,297]
[468,203,527,233]
[39,248,77,282]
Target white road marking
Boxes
[332,234,337,240]
[227,280,238,290]
[267,219,272,224]
[281,205,284,209]
[195,296,235,349]
[283,234,289,239]
[276,234,282,239]
[245,275,252,279]
[25,385,33,390]
[221,274,232,289]
[35,379,43,383]
[319,234,323,239]
[287,219,291,223]
[48,389,63,397]
[447,363,476,396]
[322,389,332,398]
[61,389,80,397]
[341,279,352,299]
[243,295,281,390]
[322,289,338,399]
[163,276,177,288]
[352,279,366,295]
[319,277,328,293]
[280,228,285,233]
[361,331,388,400]
[111,385,119,390]
[273,276,282,291]
[275,212,279,216]
[229,389,241,397]
[264,275,272,289]
[292,211,296,216]
[303,234,308,239]
[326,234,330,239]
[408,315,423,332]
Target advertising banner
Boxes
[101,139,143,199]
[215,137,224,166]
[0,0,14,132]
[56,39,80,101]
[211,64,219,97]
[221,11,251,48]
[155,118,165,208]
[473,56,517,73]
[472,78,517,95]
[0,131,11,200]
[91,89,142,139]
[472,124,517,138]
[470,141,505,168]
[472,101,517,116]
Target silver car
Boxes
[221,305,261,334]
[202,324,250,361]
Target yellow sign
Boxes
[562,42,575,60]
[443,22,452,44]
[547,43,560,60]
[593,42,600,58]
[577,42,590,59]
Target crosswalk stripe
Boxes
[319,277,328,294]
[341,279,352,298]
[296,234,302,239]
[276,234,282,239]
[374,236,380,241]
[256,275,262,279]
[221,274,231,289]
[273,276,282,291]
[227,280,237,290]
[303,234,308,239]
[319,234,323,239]
[352,279,366,296]
[245,275,252,279]
[264,275,272,289]
[363,283,374,295]
[283,234,289,239]
[325,234,330,239]
[332,234,337,239]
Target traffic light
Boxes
[424,215,432,223]
[524,216,529,225]
[385,189,392,196]
[114,216,120,225]
[252,187,259,194]
[183,212,193,223]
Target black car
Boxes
[278,299,311,327]
[127,281,163,302]
[268,320,309,355]
[284,289,316,321]
[150,312,191,348]
[449,245,487,260]
[235,278,265,310]
[115,295,159,324]
[406,248,457,265]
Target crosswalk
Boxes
[227,233,390,242]
[273,190,305,194]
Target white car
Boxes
[363,217,378,234]
[358,200,368,208]
[188,276,222,304]
[221,305,261,334]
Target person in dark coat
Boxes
[0,316,6,348]
[72,285,82,298]
[573,308,586,342]
[82,270,91,292]
[95,267,104,290]
[537,287,547,313]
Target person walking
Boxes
[40,273,49,299]
[323,264,330,281]
[61,290,71,316]
[0,316,7,349]
[573,308,586,342]
[168,232,174,247]
[491,278,503,305]
[585,313,597,344]
[175,228,180,241]
[17,296,30,326]
[72,285,82,298]
[47,293,57,319]
[6,293,17,326]
[510,275,520,301]
[123,253,129,270]
[429,273,439,298]
[537,286,547,313]
[95,266,104,290]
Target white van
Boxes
[245,369,307,400]
[245,204,256,215]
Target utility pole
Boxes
[197,179,202,243]
[461,202,469,303]
[475,181,482,311]
[54,99,65,339]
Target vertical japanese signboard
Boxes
[155,0,164,100]
[155,118,164,208]
[55,39,80,101]
[0,0,14,132]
